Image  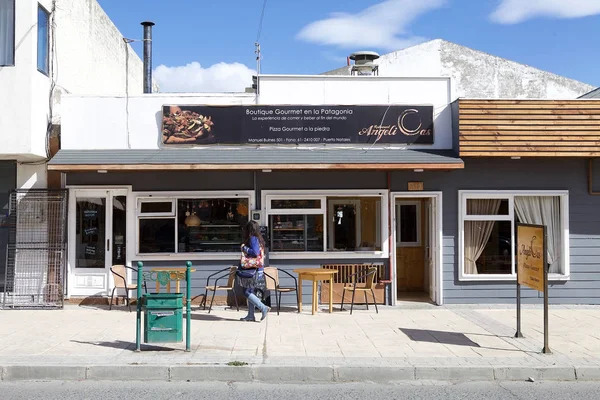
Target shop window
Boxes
[265,193,383,253]
[327,197,381,251]
[140,201,173,214]
[177,198,248,253]
[460,192,569,281]
[271,199,321,209]
[136,195,250,255]
[270,214,324,252]
[139,218,175,254]
[0,0,15,66]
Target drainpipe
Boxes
[141,21,155,94]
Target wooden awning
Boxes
[459,99,600,157]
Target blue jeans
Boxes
[244,287,267,320]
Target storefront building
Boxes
[48,75,600,306]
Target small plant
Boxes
[227,361,248,367]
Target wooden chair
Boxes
[203,266,239,313]
[264,267,299,315]
[109,265,147,312]
[340,266,379,315]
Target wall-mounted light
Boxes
[511,157,521,160]
[262,169,272,173]
[414,169,424,173]
[97,170,108,174]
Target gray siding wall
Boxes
[0,161,16,291]
[67,158,600,305]
[390,158,600,305]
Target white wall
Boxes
[0,0,144,189]
[61,93,257,150]
[60,76,454,151]
[16,163,48,190]
[259,76,453,150]
[324,39,593,100]
[50,0,145,124]
[0,0,39,158]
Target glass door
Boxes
[69,189,128,296]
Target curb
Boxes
[0,364,595,382]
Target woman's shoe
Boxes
[260,307,271,321]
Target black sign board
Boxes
[161,104,434,146]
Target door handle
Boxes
[107,239,110,252]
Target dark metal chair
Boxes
[203,266,239,313]
[340,266,379,315]
[109,265,147,312]
[264,267,299,315]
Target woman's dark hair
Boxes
[243,220,264,247]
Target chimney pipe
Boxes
[141,21,155,94]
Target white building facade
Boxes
[0,0,144,296]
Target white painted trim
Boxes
[391,192,443,306]
[458,190,570,282]
[262,189,389,257]
[396,200,422,247]
[133,190,255,257]
[269,252,388,260]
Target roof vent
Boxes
[349,51,379,76]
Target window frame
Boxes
[458,190,570,282]
[396,200,422,247]
[137,199,175,217]
[134,190,254,260]
[0,0,16,67]
[37,3,50,75]
[263,189,389,259]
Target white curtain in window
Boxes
[0,0,15,66]
[464,199,501,274]
[514,196,561,274]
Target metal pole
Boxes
[141,21,154,94]
[185,261,192,352]
[515,228,523,338]
[515,282,523,338]
[542,227,551,354]
[136,261,143,351]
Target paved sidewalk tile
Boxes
[0,304,599,376]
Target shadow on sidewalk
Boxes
[399,328,537,354]
[189,313,246,322]
[70,339,176,352]
[400,328,481,347]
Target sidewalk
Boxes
[1,303,599,382]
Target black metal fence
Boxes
[2,189,68,309]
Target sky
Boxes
[96,0,600,93]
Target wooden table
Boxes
[150,268,196,293]
[293,268,338,315]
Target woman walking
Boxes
[237,220,270,322]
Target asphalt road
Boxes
[0,381,599,400]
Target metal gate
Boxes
[2,189,68,309]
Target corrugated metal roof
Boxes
[579,88,600,99]
[49,148,463,169]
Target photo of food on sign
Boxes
[162,105,217,144]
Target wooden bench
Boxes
[320,264,386,305]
